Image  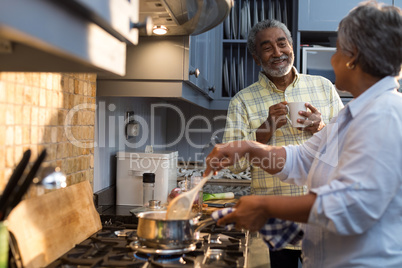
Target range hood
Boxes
[140,0,233,36]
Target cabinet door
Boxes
[69,0,139,45]
[298,0,392,31]
[119,36,186,80]
[188,26,221,95]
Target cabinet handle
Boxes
[189,69,200,78]
[208,86,216,93]
[131,16,153,36]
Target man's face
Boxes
[253,27,294,78]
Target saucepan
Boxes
[135,210,215,249]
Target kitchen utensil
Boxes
[136,210,215,249]
[205,202,236,208]
[7,180,102,268]
[166,172,212,220]
[287,102,307,128]
[4,149,47,219]
[116,151,178,206]
[0,150,31,221]
[36,166,67,190]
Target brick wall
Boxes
[0,72,96,192]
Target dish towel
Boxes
[211,207,304,251]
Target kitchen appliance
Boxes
[302,46,336,83]
[136,211,214,249]
[44,219,258,268]
[139,0,233,36]
[301,46,353,104]
[116,151,178,206]
[7,180,102,268]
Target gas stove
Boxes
[45,221,250,268]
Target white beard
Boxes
[260,55,294,78]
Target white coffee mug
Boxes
[287,102,307,128]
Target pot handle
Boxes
[195,218,215,232]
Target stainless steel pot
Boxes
[136,210,215,249]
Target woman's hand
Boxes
[204,140,252,176]
[217,195,270,232]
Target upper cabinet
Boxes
[298,0,393,31]
[97,28,222,109]
[189,27,223,96]
[62,0,141,45]
[0,0,144,76]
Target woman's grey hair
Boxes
[338,1,402,77]
[247,20,293,57]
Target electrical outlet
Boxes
[126,123,139,138]
[132,123,139,136]
[125,111,139,139]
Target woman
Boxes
[205,1,402,267]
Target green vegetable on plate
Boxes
[203,192,234,201]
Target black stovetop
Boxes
[45,219,248,268]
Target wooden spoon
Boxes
[166,172,213,220]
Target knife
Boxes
[0,150,31,221]
[4,149,47,219]
[205,202,236,208]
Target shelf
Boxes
[219,0,295,100]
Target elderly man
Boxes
[222,19,343,267]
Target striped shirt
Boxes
[223,68,343,196]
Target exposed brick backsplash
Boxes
[0,72,96,193]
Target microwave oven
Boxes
[301,46,353,102]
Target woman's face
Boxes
[331,40,353,93]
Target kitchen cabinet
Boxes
[59,0,141,45]
[298,0,393,31]
[0,0,141,76]
[189,28,223,96]
[97,27,223,109]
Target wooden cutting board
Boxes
[7,180,102,268]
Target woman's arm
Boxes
[205,140,286,176]
[217,193,317,232]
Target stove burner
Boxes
[134,252,150,261]
[130,240,196,255]
[152,254,183,263]
[114,229,136,237]
[209,234,222,244]
[149,254,187,267]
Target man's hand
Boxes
[256,101,288,144]
[269,101,288,129]
[297,103,325,134]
